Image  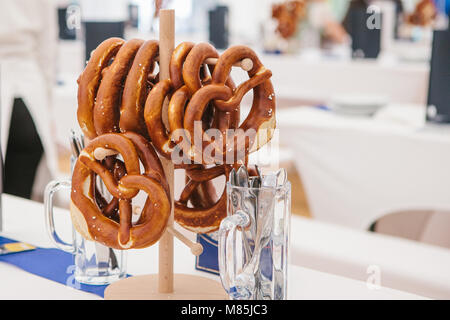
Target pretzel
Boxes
[183,46,276,164]
[144,79,178,159]
[77,38,125,139]
[408,0,437,26]
[171,42,240,133]
[272,1,307,39]
[120,40,159,137]
[170,42,195,90]
[174,164,231,233]
[182,43,219,95]
[93,39,144,136]
[93,156,126,222]
[186,43,240,133]
[144,68,230,233]
[71,132,170,249]
[77,38,276,236]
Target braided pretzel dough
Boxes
[170,42,195,89]
[184,45,276,164]
[145,45,235,232]
[76,38,276,237]
[93,156,126,222]
[71,133,170,249]
[120,40,159,137]
[77,38,125,139]
[93,39,144,136]
[175,164,230,233]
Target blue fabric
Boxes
[0,236,107,297]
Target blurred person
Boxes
[298,0,349,47]
[272,0,308,39]
[407,0,437,26]
[0,0,59,199]
[269,0,348,52]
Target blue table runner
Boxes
[0,236,107,297]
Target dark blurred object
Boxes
[407,0,437,26]
[271,0,306,39]
[0,118,2,232]
[84,22,124,62]
[344,0,403,40]
[4,99,44,199]
[209,6,229,49]
[128,4,139,28]
[343,1,381,59]
[426,29,450,123]
[58,7,76,40]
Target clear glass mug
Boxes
[44,179,127,285]
[219,180,291,300]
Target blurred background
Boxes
[1,0,450,286]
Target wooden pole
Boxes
[158,9,175,294]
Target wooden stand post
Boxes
[158,9,175,294]
[104,9,227,300]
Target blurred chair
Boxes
[79,0,127,62]
[343,0,381,58]
[83,22,124,62]
[426,28,450,123]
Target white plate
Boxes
[330,94,388,117]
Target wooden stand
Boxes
[104,9,226,300]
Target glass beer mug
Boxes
[219,174,291,300]
[44,180,127,285]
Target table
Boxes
[278,104,450,230]
[0,194,426,300]
[261,52,429,105]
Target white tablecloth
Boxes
[278,104,450,230]
[0,194,425,300]
[262,53,429,105]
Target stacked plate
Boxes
[330,95,388,117]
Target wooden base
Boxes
[104,274,228,300]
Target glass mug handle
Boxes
[44,180,75,253]
[218,210,250,300]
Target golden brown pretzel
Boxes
[183,46,276,164]
[181,43,240,133]
[144,80,222,166]
[170,42,195,90]
[182,43,219,95]
[144,79,177,160]
[77,38,125,139]
[144,79,216,161]
[144,79,231,232]
[120,40,159,137]
[71,133,170,249]
[174,164,231,233]
[93,39,144,136]
[94,157,126,222]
